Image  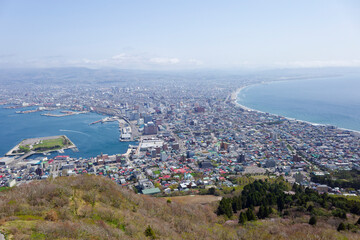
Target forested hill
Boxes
[0,175,359,239]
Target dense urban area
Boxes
[0,68,359,198]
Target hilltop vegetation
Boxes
[217,178,360,237]
[0,175,360,239]
[311,169,360,190]
[0,175,221,240]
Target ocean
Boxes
[237,74,360,132]
[0,108,133,158]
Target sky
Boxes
[0,0,360,70]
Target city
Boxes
[1,69,359,198]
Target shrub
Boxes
[44,210,58,221]
[145,225,156,239]
[337,222,346,231]
[309,216,317,226]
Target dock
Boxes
[89,115,139,142]
[41,111,88,117]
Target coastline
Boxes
[231,83,360,135]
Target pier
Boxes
[41,111,88,117]
[89,115,139,142]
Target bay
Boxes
[237,74,360,132]
[0,108,133,158]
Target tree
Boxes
[277,197,285,213]
[309,216,317,226]
[208,187,216,195]
[145,225,156,239]
[257,205,266,219]
[239,212,247,224]
[246,208,256,221]
[217,198,233,218]
[307,205,314,212]
[337,222,346,232]
[232,196,241,213]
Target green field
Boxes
[32,137,68,152]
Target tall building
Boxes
[237,153,245,163]
[144,122,157,135]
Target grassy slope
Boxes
[0,175,358,240]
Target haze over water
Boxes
[0,108,132,158]
[237,74,360,132]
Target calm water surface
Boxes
[237,75,360,131]
[0,108,133,158]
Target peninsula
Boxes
[6,135,76,158]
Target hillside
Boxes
[0,175,359,240]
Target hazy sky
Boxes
[1,0,360,69]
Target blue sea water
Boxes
[237,75,360,132]
[0,108,134,158]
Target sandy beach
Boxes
[230,85,263,112]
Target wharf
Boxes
[16,109,41,114]
[41,111,88,117]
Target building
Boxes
[316,185,329,193]
[142,188,161,195]
[265,159,276,168]
[0,157,14,166]
[294,172,305,183]
[237,154,245,163]
[160,151,167,161]
[54,155,70,161]
[7,179,16,187]
[144,122,157,135]
[143,115,153,124]
[200,161,213,169]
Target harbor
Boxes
[89,116,139,142]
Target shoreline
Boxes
[231,83,360,135]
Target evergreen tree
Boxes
[217,198,233,218]
[257,205,265,219]
[232,196,241,213]
[246,208,256,221]
[309,216,317,226]
[239,212,247,224]
[264,205,269,217]
[277,197,285,212]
